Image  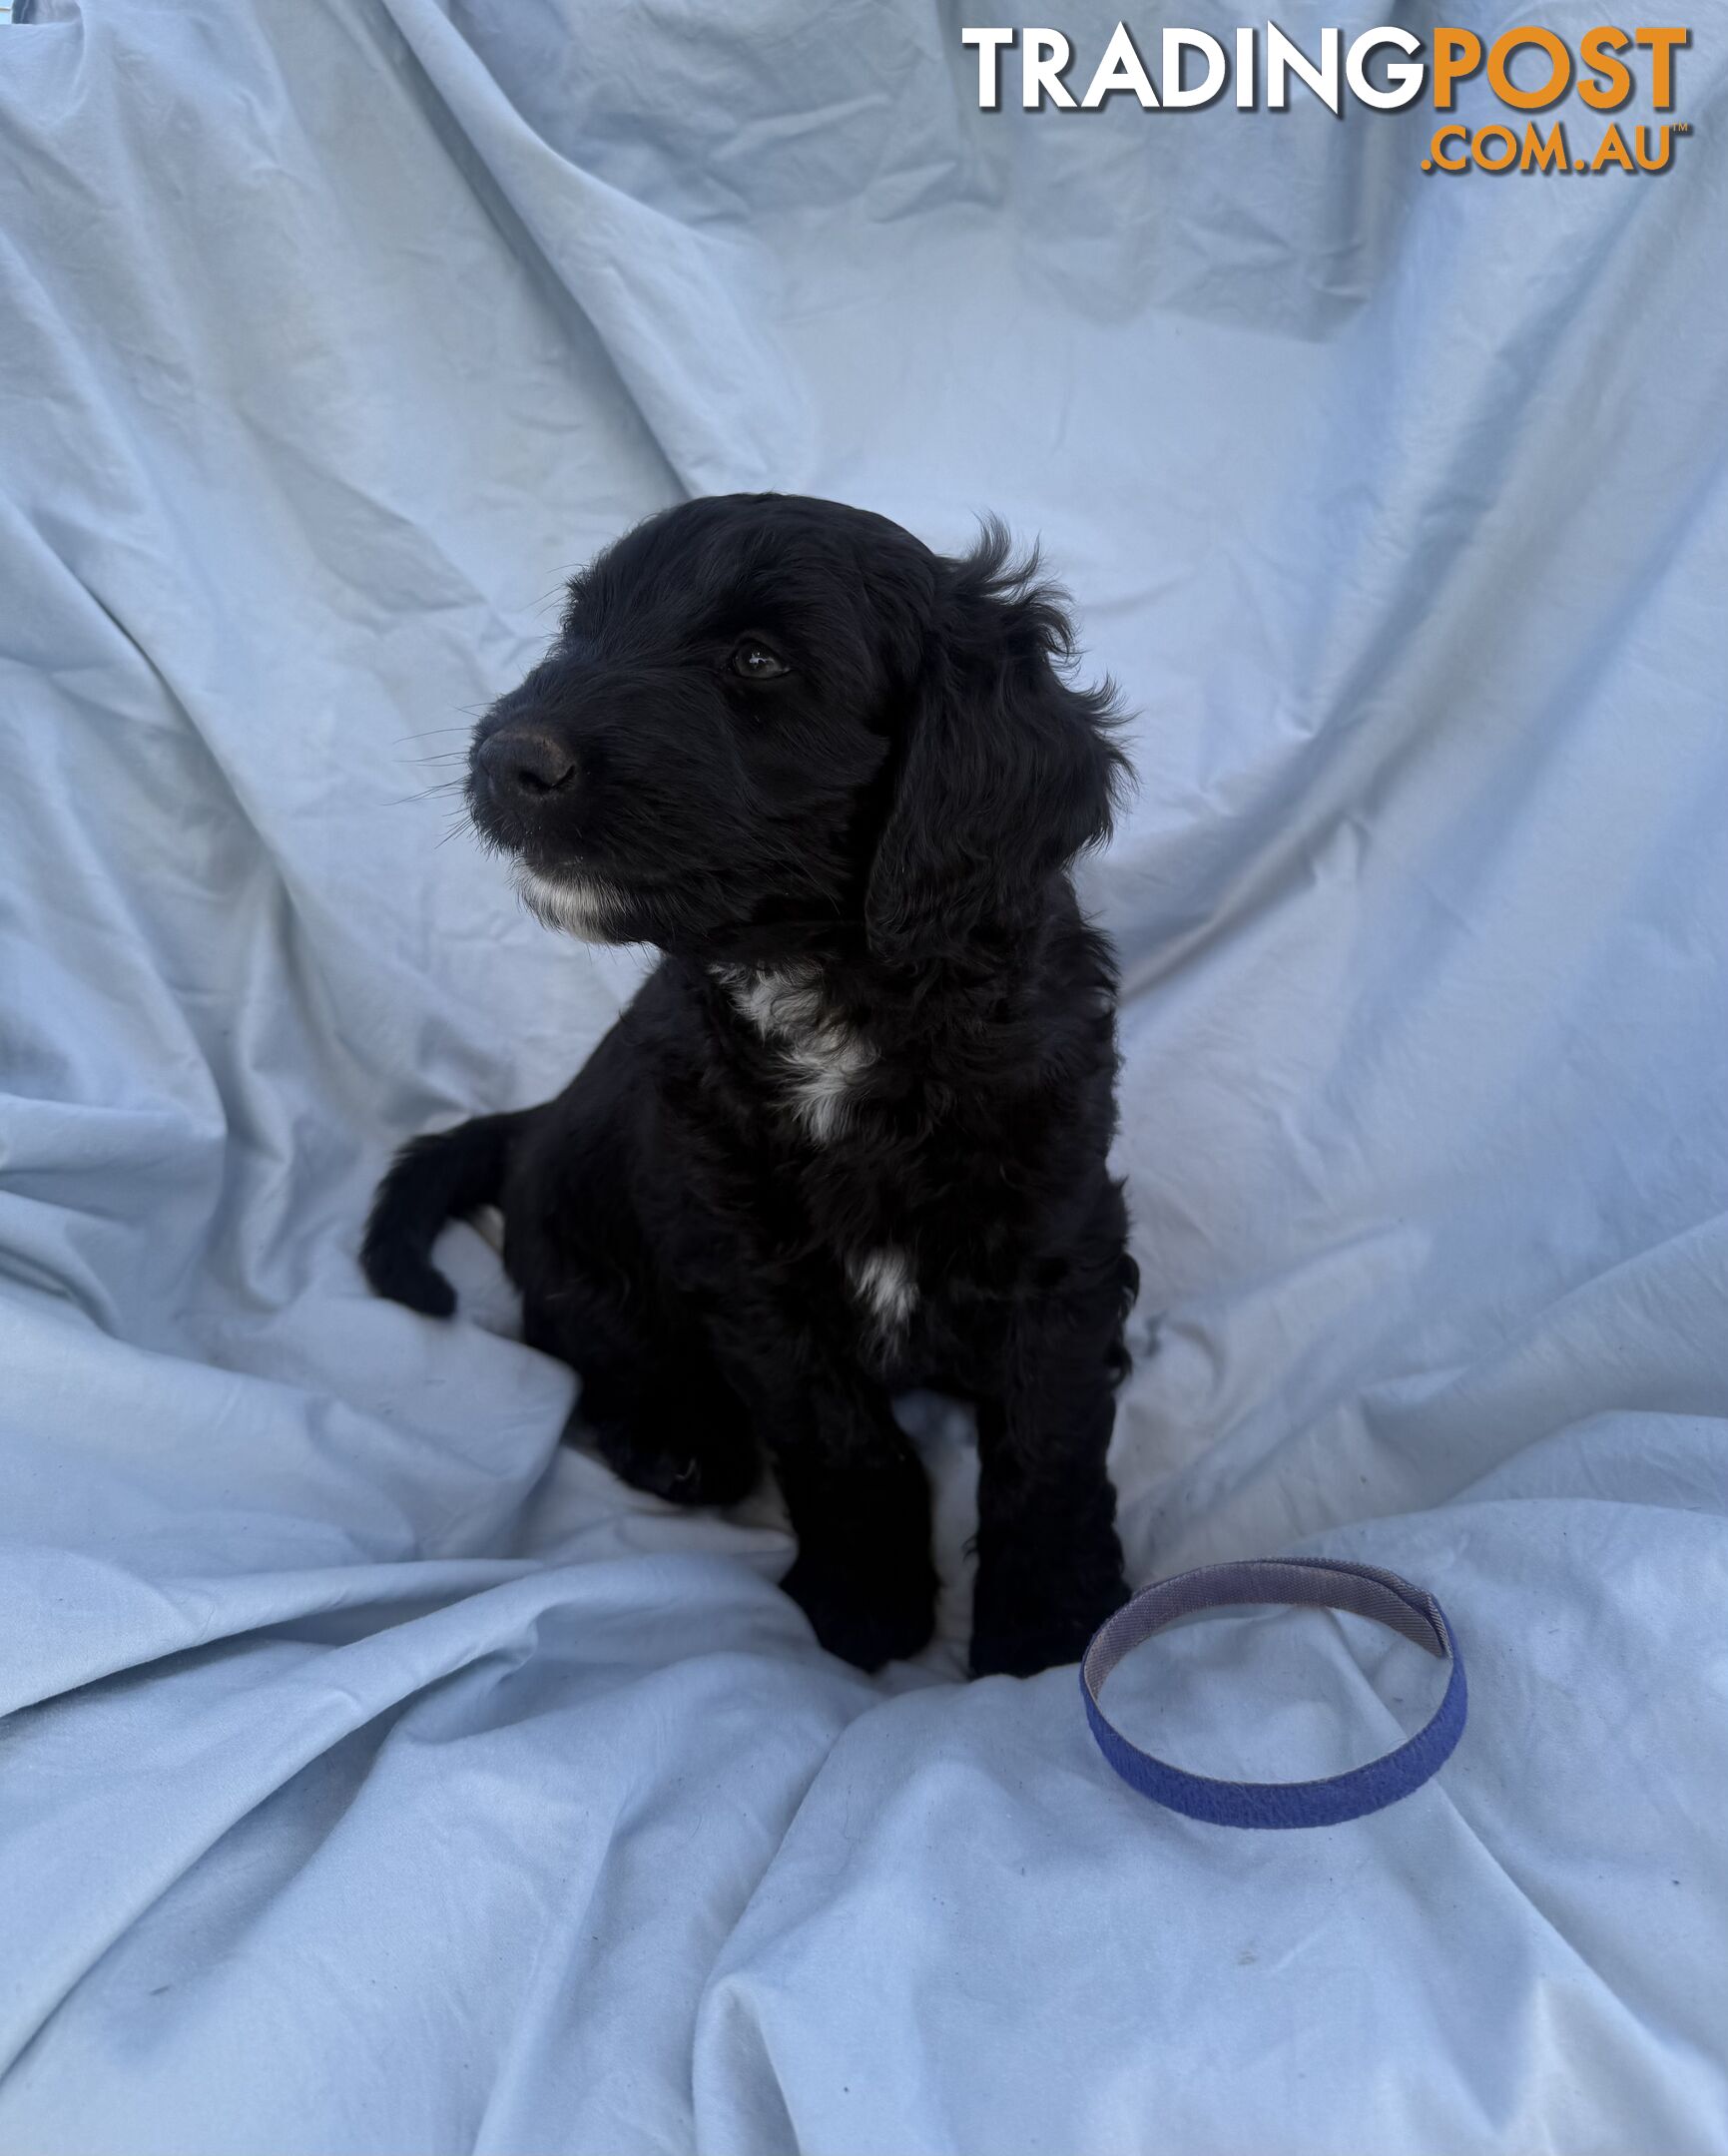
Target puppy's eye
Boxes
[729,641,789,682]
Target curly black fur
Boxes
[363,493,1139,1676]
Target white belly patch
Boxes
[848,1246,919,1338]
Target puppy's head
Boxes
[467,493,1124,965]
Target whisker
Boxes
[380,779,468,808]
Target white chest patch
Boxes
[719,964,875,1143]
[848,1246,919,1339]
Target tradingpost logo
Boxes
[962,22,1692,173]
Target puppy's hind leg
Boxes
[525,1288,762,1509]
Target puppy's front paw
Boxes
[782,1551,936,1672]
[969,1552,1130,1679]
[593,1422,760,1509]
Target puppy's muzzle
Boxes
[474,725,576,806]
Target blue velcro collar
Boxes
[1080,1557,1466,1829]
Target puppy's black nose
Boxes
[476,727,576,800]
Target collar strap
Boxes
[1080,1557,1467,1829]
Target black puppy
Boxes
[364,494,1137,1676]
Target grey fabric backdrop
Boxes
[2,3,1725,2150]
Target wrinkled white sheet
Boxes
[2,3,1726,2150]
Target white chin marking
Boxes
[716,962,875,1143]
[513,865,626,944]
[848,1247,919,1340]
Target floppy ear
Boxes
[864,521,1127,970]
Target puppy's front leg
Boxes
[970,1300,1131,1679]
[742,1365,937,1672]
